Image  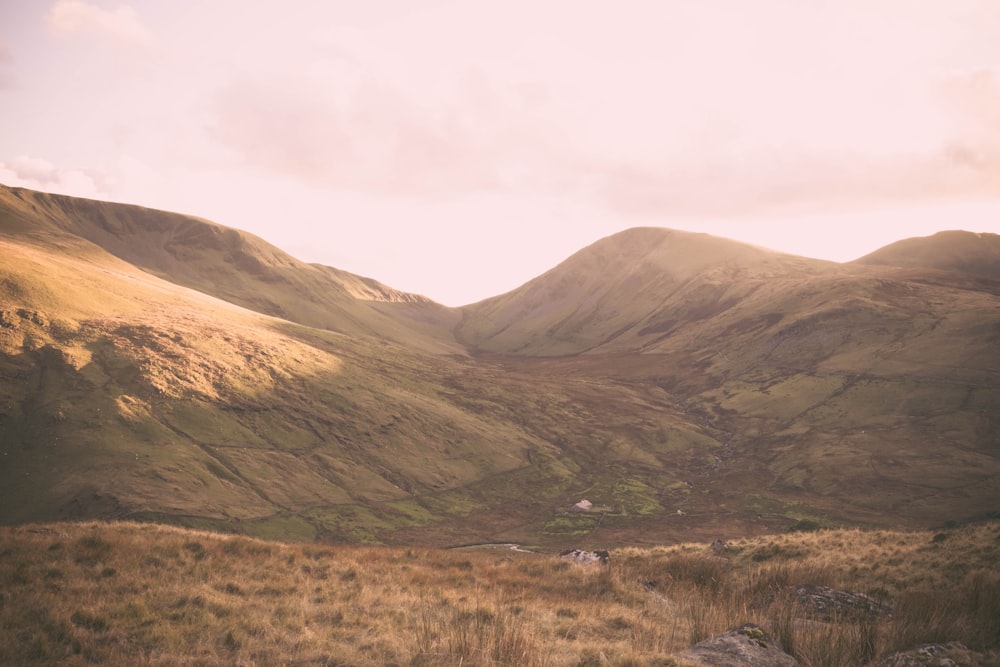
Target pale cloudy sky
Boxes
[1,1,999,305]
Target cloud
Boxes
[597,147,1000,225]
[46,0,154,48]
[207,68,565,198]
[0,155,112,198]
[209,78,357,183]
[935,68,1000,194]
[593,65,1000,222]
[195,1,1000,222]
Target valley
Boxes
[1,183,998,548]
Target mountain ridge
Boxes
[456,227,839,356]
[0,185,462,354]
[854,229,1000,280]
[1,183,998,546]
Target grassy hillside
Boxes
[457,227,1000,532]
[0,215,725,546]
[455,227,833,356]
[1,184,999,546]
[0,185,461,354]
[1,521,997,665]
[855,230,1000,280]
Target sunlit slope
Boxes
[0,185,461,354]
[0,227,723,545]
[0,241,483,518]
[456,227,835,356]
[855,229,1000,280]
[456,226,1000,390]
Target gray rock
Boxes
[792,584,892,621]
[675,623,802,666]
[710,539,730,555]
[559,548,610,565]
[875,642,991,667]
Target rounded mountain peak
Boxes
[456,227,825,355]
[854,230,1000,280]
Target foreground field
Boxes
[2,521,998,666]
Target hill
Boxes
[456,227,833,356]
[0,185,721,545]
[0,185,461,354]
[1,184,999,546]
[855,229,1000,280]
[457,227,1000,536]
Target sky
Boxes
[1,1,999,306]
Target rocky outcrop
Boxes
[675,623,801,666]
[875,642,993,667]
[559,549,610,565]
[792,584,892,621]
[710,539,730,555]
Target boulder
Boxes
[559,548,610,565]
[675,623,802,666]
[792,584,892,621]
[710,539,730,555]
[875,642,992,667]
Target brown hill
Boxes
[1,185,998,545]
[456,227,835,356]
[456,227,1000,533]
[854,229,1000,280]
[0,185,461,354]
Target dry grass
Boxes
[1,521,998,666]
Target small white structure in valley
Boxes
[572,499,593,512]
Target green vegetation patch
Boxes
[164,400,267,447]
[543,513,600,536]
[241,515,317,543]
[222,448,353,507]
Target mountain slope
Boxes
[1,185,998,545]
[0,206,723,545]
[854,229,1000,280]
[456,226,1000,530]
[0,185,461,354]
[456,227,833,356]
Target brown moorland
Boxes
[1,520,997,666]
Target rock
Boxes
[875,642,991,667]
[792,584,892,621]
[675,623,802,666]
[710,539,729,555]
[572,499,594,512]
[559,548,610,565]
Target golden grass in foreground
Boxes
[1,521,998,666]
